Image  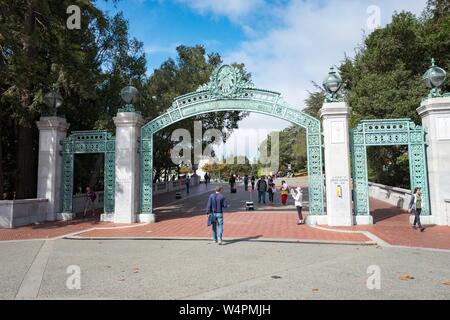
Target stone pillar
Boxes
[113,112,145,223]
[319,102,356,226]
[417,96,450,226]
[36,116,69,221]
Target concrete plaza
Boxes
[1,178,449,300]
[0,238,449,300]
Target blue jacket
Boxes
[206,193,228,214]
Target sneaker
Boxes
[218,239,223,245]
[412,226,417,230]
[420,227,425,232]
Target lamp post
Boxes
[323,66,344,103]
[119,85,139,112]
[44,89,63,116]
[422,58,447,98]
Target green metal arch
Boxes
[61,130,116,215]
[350,118,430,216]
[141,64,325,216]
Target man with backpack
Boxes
[257,176,268,205]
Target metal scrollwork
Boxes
[141,64,325,216]
[350,118,430,216]
[61,130,116,215]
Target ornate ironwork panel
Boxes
[141,65,325,216]
[350,119,430,216]
[61,130,116,214]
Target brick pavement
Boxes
[1,182,449,249]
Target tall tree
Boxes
[141,45,249,182]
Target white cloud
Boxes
[219,0,428,145]
[224,0,427,109]
[174,0,264,20]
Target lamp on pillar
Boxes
[43,88,64,116]
[118,85,139,113]
[323,66,344,103]
[422,58,447,98]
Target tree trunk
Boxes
[0,125,3,198]
[15,125,37,199]
[15,1,38,199]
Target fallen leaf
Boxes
[312,288,320,292]
[442,280,450,286]
[400,274,415,281]
[133,268,140,273]
[118,278,125,281]
[271,275,282,279]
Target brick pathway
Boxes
[1,181,449,249]
[76,211,371,243]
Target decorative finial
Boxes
[422,58,447,98]
[323,66,344,103]
[118,85,139,113]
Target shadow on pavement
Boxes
[222,235,263,246]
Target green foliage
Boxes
[259,125,308,175]
[306,2,449,188]
[142,45,248,182]
[202,156,258,182]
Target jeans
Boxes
[268,192,274,203]
[186,184,190,194]
[258,191,266,204]
[413,208,422,227]
[212,213,224,241]
[296,206,303,221]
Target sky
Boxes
[97,0,428,160]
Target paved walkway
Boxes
[1,180,449,250]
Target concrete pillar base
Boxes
[305,215,328,225]
[354,215,373,225]
[114,213,137,224]
[100,213,114,222]
[328,216,354,227]
[137,213,156,224]
[57,212,74,221]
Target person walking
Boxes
[291,187,304,224]
[409,187,425,232]
[250,175,256,191]
[268,183,276,204]
[229,174,236,193]
[83,186,97,218]
[280,180,289,205]
[204,172,210,188]
[185,175,191,195]
[243,175,249,191]
[257,176,268,204]
[205,186,229,245]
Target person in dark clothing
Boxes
[268,183,275,204]
[243,175,249,191]
[185,175,191,195]
[409,187,425,232]
[257,176,268,204]
[204,172,210,187]
[229,175,236,193]
[205,186,229,244]
[250,175,256,191]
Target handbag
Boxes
[207,212,215,226]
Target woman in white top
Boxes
[291,187,304,225]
